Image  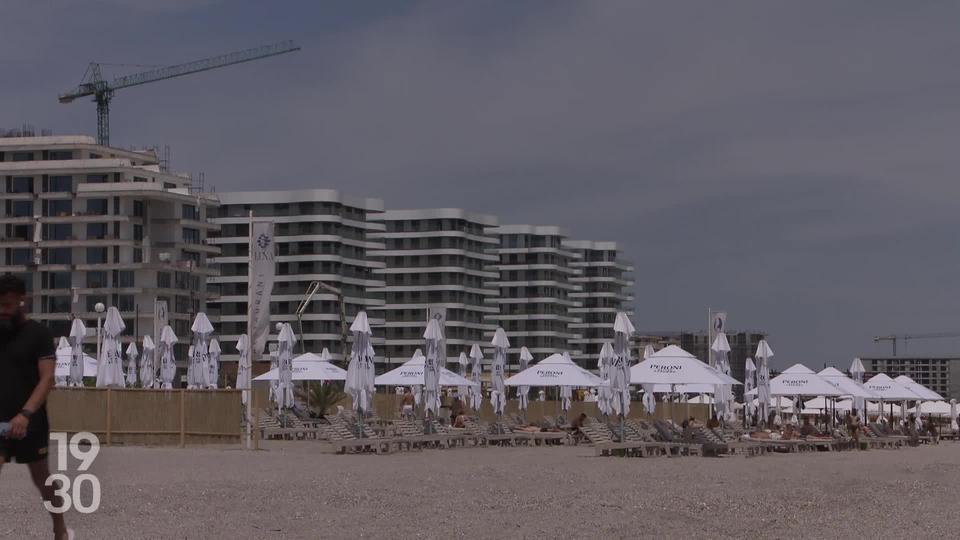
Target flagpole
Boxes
[245,210,253,450]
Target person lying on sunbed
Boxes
[800,417,816,438]
[568,413,587,443]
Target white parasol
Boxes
[68,319,87,386]
[140,335,156,389]
[345,311,376,415]
[274,323,297,411]
[96,307,126,388]
[490,328,509,417]
[159,325,178,389]
[55,337,70,386]
[743,357,756,418]
[125,342,139,387]
[611,312,634,419]
[710,332,733,420]
[235,334,251,403]
[188,313,213,389]
[457,352,470,405]
[754,340,773,425]
[468,344,484,411]
[423,319,443,422]
[207,338,221,389]
[597,342,615,416]
[517,346,533,412]
[641,345,656,414]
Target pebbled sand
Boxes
[4,440,960,539]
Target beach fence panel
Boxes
[48,388,242,446]
[346,393,711,423]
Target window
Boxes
[10,224,31,241]
[10,248,31,265]
[157,272,171,288]
[43,272,71,290]
[10,176,33,193]
[12,200,34,217]
[182,227,200,244]
[182,204,199,220]
[47,176,72,193]
[86,199,108,215]
[48,150,73,160]
[86,271,108,288]
[133,224,143,241]
[44,248,71,264]
[43,296,71,314]
[12,152,33,162]
[44,199,72,217]
[182,251,200,266]
[85,174,107,183]
[115,270,134,288]
[175,272,190,290]
[86,223,108,239]
[86,295,107,312]
[133,248,143,263]
[175,296,190,313]
[86,247,108,264]
[117,295,135,312]
[43,223,72,241]
[133,201,144,217]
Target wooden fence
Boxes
[48,387,242,447]
[307,391,711,423]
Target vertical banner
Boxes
[427,304,447,364]
[248,219,276,360]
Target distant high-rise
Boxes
[488,225,583,367]
[0,135,218,360]
[368,209,499,367]
[563,240,634,366]
[207,190,386,362]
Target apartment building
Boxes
[207,190,386,362]
[368,208,499,367]
[563,240,634,365]
[860,356,960,400]
[488,225,583,368]
[0,135,218,353]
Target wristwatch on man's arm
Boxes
[19,408,34,419]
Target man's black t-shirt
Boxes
[0,319,55,433]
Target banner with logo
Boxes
[248,219,276,359]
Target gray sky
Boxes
[5,0,960,368]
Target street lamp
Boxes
[95,302,105,370]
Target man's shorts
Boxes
[0,431,49,464]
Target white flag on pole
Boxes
[248,219,276,358]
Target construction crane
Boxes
[295,281,348,360]
[873,332,960,356]
[59,40,301,146]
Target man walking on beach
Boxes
[0,274,72,539]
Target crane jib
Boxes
[57,40,301,146]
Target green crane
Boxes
[58,40,301,146]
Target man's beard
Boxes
[0,311,23,333]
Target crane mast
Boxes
[59,40,300,146]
